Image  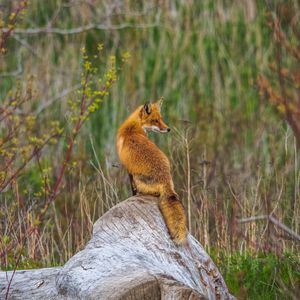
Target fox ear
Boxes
[155,97,164,110]
[143,102,152,115]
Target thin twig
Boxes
[0,0,28,52]
[0,52,23,77]
[4,248,22,300]
[0,134,59,193]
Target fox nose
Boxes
[167,128,171,132]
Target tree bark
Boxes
[0,196,235,300]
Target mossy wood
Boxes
[0,196,235,300]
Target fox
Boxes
[116,98,187,244]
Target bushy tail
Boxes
[159,191,187,244]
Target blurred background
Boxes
[0,0,299,298]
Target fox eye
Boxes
[153,119,159,123]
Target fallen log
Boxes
[0,196,235,300]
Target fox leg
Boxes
[128,173,137,196]
[133,176,160,197]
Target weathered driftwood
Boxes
[0,196,235,300]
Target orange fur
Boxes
[116,100,187,244]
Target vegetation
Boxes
[216,252,300,299]
[0,0,299,298]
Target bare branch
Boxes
[237,215,300,243]
[13,35,42,58]
[237,215,269,224]
[268,215,300,243]
[1,14,161,36]
[35,84,81,114]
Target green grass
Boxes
[214,252,300,299]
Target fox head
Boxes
[139,98,170,133]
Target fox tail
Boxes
[158,190,187,244]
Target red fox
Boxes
[116,98,187,244]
